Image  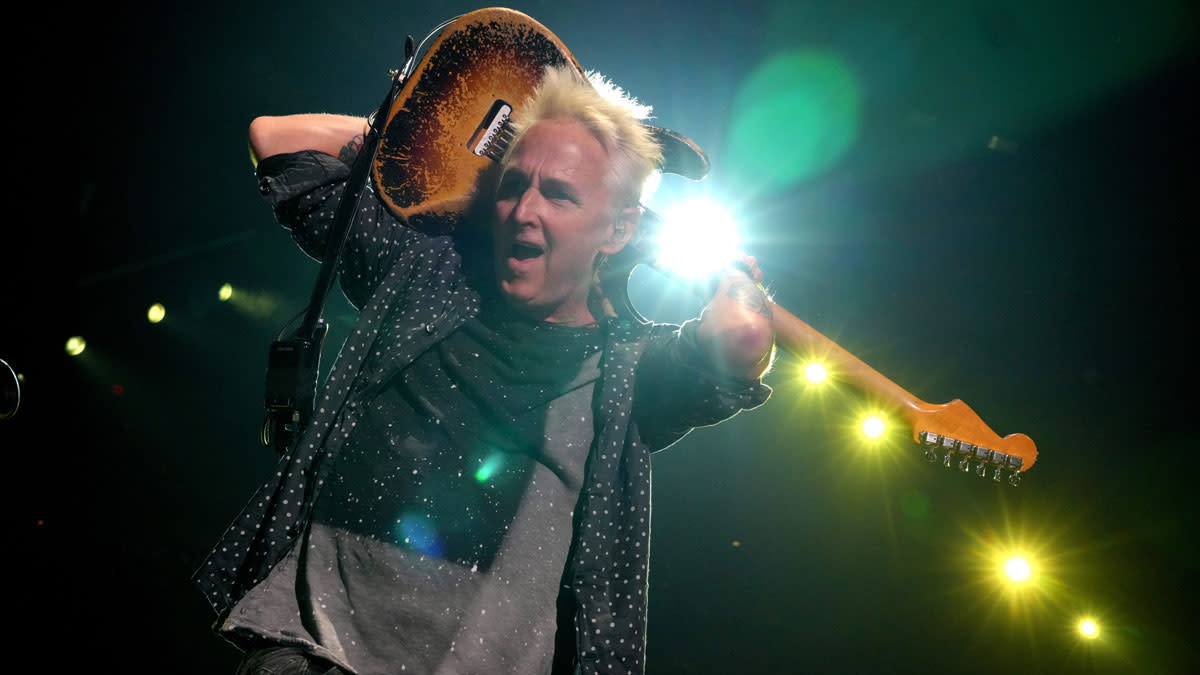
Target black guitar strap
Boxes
[260,38,417,455]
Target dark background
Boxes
[4,1,1196,672]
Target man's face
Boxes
[492,118,625,325]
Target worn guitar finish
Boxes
[369,7,1038,482]
[373,8,580,234]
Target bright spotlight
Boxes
[147,303,166,323]
[862,415,885,438]
[1079,618,1099,639]
[1004,557,1032,582]
[65,336,87,357]
[653,199,741,279]
[804,362,827,383]
[218,283,234,302]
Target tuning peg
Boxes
[1007,472,1022,487]
[958,456,972,472]
[974,461,988,478]
[924,446,939,463]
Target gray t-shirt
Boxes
[224,305,605,674]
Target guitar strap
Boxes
[260,38,417,455]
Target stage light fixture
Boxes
[219,283,234,301]
[1079,618,1099,639]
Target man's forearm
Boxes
[248,114,370,167]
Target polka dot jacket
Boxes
[193,150,770,674]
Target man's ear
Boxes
[601,206,641,255]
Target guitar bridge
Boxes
[919,431,1024,486]
[468,99,514,162]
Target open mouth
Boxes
[510,242,545,260]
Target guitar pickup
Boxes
[468,99,514,160]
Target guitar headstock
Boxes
[906,398,1037,486]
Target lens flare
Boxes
[726,50,861,193]
[218,283,234,301]
[475,452,505,483]
[395,513,444,558]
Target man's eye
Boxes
[497,176,526,199]
[544,187,576,203]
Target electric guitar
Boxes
[369,7,1038,484]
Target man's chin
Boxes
[496,283,545,317]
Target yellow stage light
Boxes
[218,283,234,301]
[1004,556,1032,582]
[862,415,885,438]
[65,336,87,356]
[1079,618,1099,639]
[147,303,166,323]
[804,362,827,383]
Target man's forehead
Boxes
[506,118,610,167]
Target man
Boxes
[195,65,774,675]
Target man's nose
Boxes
[512,188,541,225]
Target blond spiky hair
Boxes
[504,65,664,209]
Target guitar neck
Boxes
[768,301,1037,480]
[770,302,923,414]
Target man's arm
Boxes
[247,114,371,167]
[631,259,775,450]
[693,255,776,380]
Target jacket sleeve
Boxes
[633,319,772,451]
[255,150,426,309]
